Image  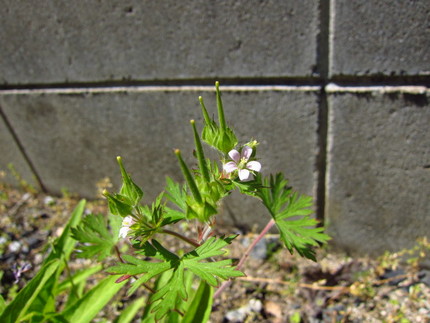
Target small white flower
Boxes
[223,146,261,181]
[119,216,135,239]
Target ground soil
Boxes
[1,183,429,323]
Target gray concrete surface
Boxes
[0,114,38,189]
[330,0,430,76]
[0,1,319,84]
[0,87,320,229]
[1,1,429,256]
[326,88,430,254]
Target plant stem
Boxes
[161,228,201,248]
[213,218,276,298]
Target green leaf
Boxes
[257,173,330,261]
[150,263,187,321]
[140,271,181,323]
[106,245,175,296]
[57,264,103,293]
[0,259,60,323]
[181,281,213,323]
[114,295,146,323]
[165,177,188,212]
[103,191,133,217]
[27,200,86,318]
[71,213,119,261]
[0,294,5,316]
[174,149,202,204]
[117,156,144,206]
[131,194,182,243]
[163,206,186,225]
[108,236,242,319]
[215,81,227,131]
[43,199,86,264]
[63,279,86,310]
[199,82,238,154]
[191,120,210,183]
[59,275,127,323]
[183,236,244,287]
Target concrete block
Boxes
[0,1,319,84]
[0,113,39,189]
[330,1,430,76]
[0,86,320,229]
[326,87,430,255]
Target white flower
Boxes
[119,216,135,239]
[223,146,261,181]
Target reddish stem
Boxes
[161,228,201,248]
[214,218,276,298]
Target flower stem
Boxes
[161,228,201,248]
[213,218,276,298]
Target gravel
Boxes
[1,183,429,322]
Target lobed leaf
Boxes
[71,213,119,261]
[257,173,330,261]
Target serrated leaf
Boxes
[162,206,186,225]
[165,177,188,212]
[257,173,330,261]
[150,262,187,321]
[71,213,119,261]
[182,235,244,286]
[107,236,242,319]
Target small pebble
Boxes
[0,236,7,245]
[8,241,22,253]
[43,196,56,206]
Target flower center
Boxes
[238,157,248,169]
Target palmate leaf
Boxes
[163,178,189,226]
[150,263,187,321]
[71,213,121,261]
[183,235,244,286]
[106,236,243,319]
[257,173,330,261]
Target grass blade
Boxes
[0,259,60,323]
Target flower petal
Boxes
[228,149,240,163]
[223,161,238,173]
[119,226,130,238]
[238,169,251,181]
[246,161,261,172]
[122,216,134,227]
[242,146,253,160]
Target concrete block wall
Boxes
[1,1,429,256]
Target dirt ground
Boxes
[1,182,429,323]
